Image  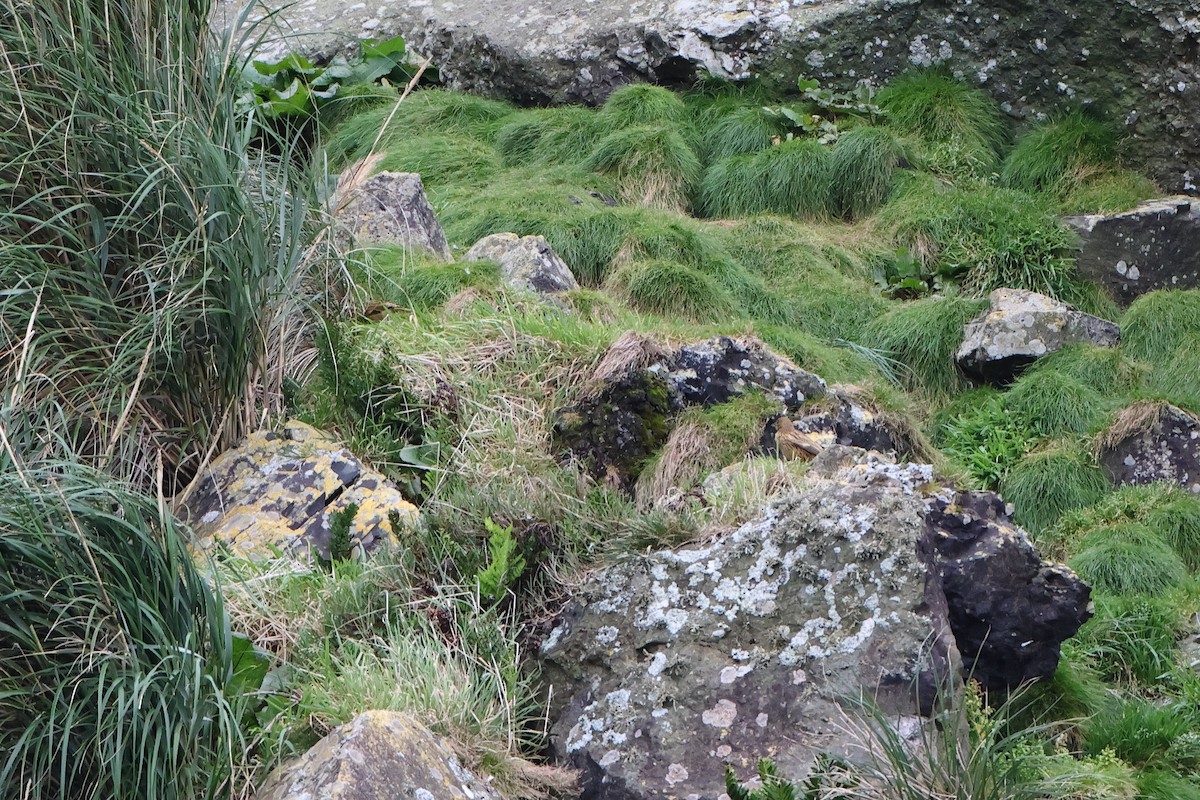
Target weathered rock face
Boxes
[539,448,960,800]
[334,171,453,260]
[1100,403,1200,493]
[255,711,503,800]
[216,0,1200,190]
[465,232,580,295]
[759,391,923,461]
[956,288,1121,384]
[648,335,827,411]
[1066,197,1200,305]
[181,420,420,560]
[929,490,1093,691]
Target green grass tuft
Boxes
[1070,522,1189,596]
[608,258,737,320]
[376,134,502,187]
[828,127,906,219]
[1001,110,1118,195]
[863,295,987,397]
[698,139,832,219]
[1059,168,1158,215]
[1023,344,1147,395]
[493,106,607,166]
[937,390,1034,489]
[599,83,688,128]
[1053,483,1200,572]
[584,125,702,211]
[367,246,500,310]
[1067,594,1182,686]
[876,68,1005,175]
[1083,696,1194,767]
[1147,343,1200,413]
[1003,370,1110,437]
[1136,771,1200,800]
[700,105,787,162]
[1000,441,1108,535]
[1121,290,1200,366]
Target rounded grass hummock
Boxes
[1121,289,1200,366]
[1054,483,1200,572]
[493,106,607,166]
[368,246,501,311]
[828,126,906,219]
[1023,344,1147,396]
[1070,522,1188,597]
[584,124,702,211]
[863,294,987,396]
[608,258,737,321]
[700,105,786,162]
[698,139,832,219]
[376,134,502,187]
[1059,168,1158,215]
[599,83,688,128]
[1003,370,1109,437]
[1000,441,1108,535]
[1001,110,1119,195]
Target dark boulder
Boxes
[1099,402,1200,493]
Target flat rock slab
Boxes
[1065,197,1200,306]
[214,0,1200,190]
[255,711,503,800]
[1101,403,1200,493]
[956,288,1120,385]
[182,420,420,560]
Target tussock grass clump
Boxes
[1068,595,1182,686]
[1070,523,1188,596]
[0,465,238,800]
[1137,771,1200,800]
[700,105,786,161]
[828,126,906,219]
[863,295,987,396]
[881,184,1082,302]
[877,69,1005,175]
[1001,110,1118,195]
[1000,441,1108,535]
[1003,370,1109,437]
[1121,290,1200,366]
[376,134,502,187]
[698,139,832,219]
[1053,483,1200,571]
[608,259,736,320]
[494,106,607,166]
[368,246,500,310]
[1024,344,1147,395]
[584,125,702,210]
[1148,343,1200,412]
[1060,168,1158,215]
[755,324,886,384]
[599,83,687,128]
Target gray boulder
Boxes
[956,288,1120,384]
[539,446,1091,799]
[1065,197,1200,306]
[216,0,1200,190]
[1100,402,1200,493]
[465,232,580,295]
[334,171,453,260]
[255,711,504,800]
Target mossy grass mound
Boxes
[1001,110,1119,197]
[698,139,832,220]
[1003,370,1110,438]
[828,126,907,219]
[608,258,737,321]
[1054,483,1200,572]
[1024,344,1147,396]
[863,294,987,397]
[881,183,1083,302]
[599,83,688,128]
[493,106,607,166]
[1121,290,1200,367]
[1000,440,1108,535]
[1070,522,1189,597]
[876,68,1006,175]
[583,125,702,211]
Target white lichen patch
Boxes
[702,699,738,728]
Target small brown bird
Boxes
[773,416,831,462]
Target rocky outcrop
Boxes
[1100,402,1200,493]
[334,172,453,260]
[649,335,827,411]
[255,711,503,800]
[216,0,1200,190]
[1065,197,1200,305]
[181,420,420,560]
[956,288,1121,384]
[465,232,580,295]
[539,446,1091,800]
[759,389,927,461]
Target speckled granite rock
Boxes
[214,0,1200,190]
[334,171,453,260]
[465,232,580,295]
[181,420,420,560]
[1065,197,1200,305]
[956,288,1121,384]
[539,446,1090,799]
[1100,402,1200,493]
[255,711,503,800]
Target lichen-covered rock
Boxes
[758,389,925,461]
[956,288,1121,384]
[181,420,420,560]
[216,0,1200,190]
[552,371,673,491]
[929,490,1093,691]
[255,711,503,800]
[1100,403,1200,493]
[539,448,961,800]
[334,171,453,260]
[649,335,827,411]
[1065,197,1200,305]
[465,232,580,295]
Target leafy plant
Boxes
[476,518,527,604]
[762,75,883,144]
[326,503,360,564]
